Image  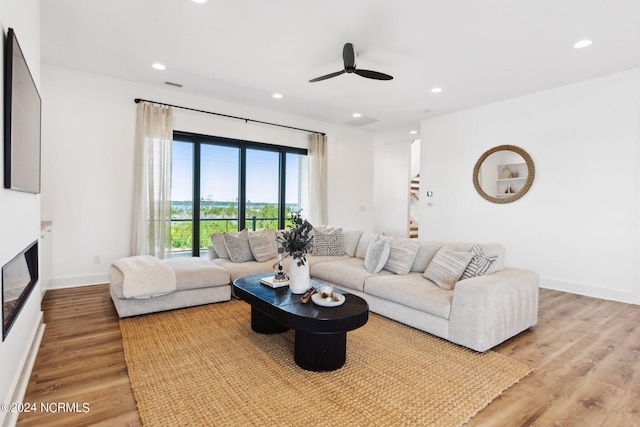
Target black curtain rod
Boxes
[134,98,325,136]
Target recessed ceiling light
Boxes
[353,113,362,118]
[191,0,207,3]
[430,87,442,93]
[152,63,166,71]
[272,93,283,99]
[573,39,593,49]
[409,130,418,135]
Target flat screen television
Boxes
[3,27,42,194]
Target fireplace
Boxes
[2,240,38,341]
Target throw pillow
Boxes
[223,229,254,263]
[248,229,278,262]
[383,239,420,275]
[423,247,474,290]
[313,227,345,256]
[461,243,498,280]
[211,232,230,259]
[364,237,391,274]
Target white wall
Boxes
[410,139,421,179]
[420,67,640,304]
[0,0,43,422]
[373,139,410,237]
[40,65,375,288]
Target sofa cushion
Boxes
[223,229,255,263]
[313,227,345,256]
[208,246,219,260]
[383,238,420,275]
[310,257,391,292]
[355,232,379,259]
[211,232,230,259]
[364,273,454,320]
[248,229,278,262]
[341,228,363,257]
[163,258,230,291]
[212,257,283,282]
[306,254,351,266]
[461,244,498,279]
[423,247,474,290]
[364,237,390,274]
[410,241,445,272]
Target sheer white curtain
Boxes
[308,133,328,226]
[131,102,174,258]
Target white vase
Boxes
[288,259,310,294]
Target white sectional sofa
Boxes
[109,227,537,352]
[208,227,539,352]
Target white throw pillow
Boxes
[211,232,230,259]
[423,247,474,290]
[364,237,391,274]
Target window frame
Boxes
[173,130,308,256]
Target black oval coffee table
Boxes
[233,274,369,371]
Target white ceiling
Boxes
[41,0,640,140]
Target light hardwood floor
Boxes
[17,284,640,426]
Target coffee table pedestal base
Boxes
[251,307,289,334]
[294,330,347,372]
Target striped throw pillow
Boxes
[423,247,473,289]
[248,229,278,262]
[383,239,420,275]
[461,244,497,280]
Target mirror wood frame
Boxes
[473,145,535,204]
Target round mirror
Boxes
[473,145,535,204]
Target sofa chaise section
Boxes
[110,257,231,317]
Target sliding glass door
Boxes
[171,132,307,257]
[285,152,307,220]
[245,149,280,231]
[200,144,240,252]
[170,140,194,256]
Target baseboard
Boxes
[540,277,637,305]
[1,313,45,427]
[48,273,109,290]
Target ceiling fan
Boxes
[309,43,393,83]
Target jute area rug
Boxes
[120,299,531,427]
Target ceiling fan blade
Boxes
[354,69,393,81]
[309,70,345,83]
[343,43,356,69]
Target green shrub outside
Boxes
[170,203,296,251]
